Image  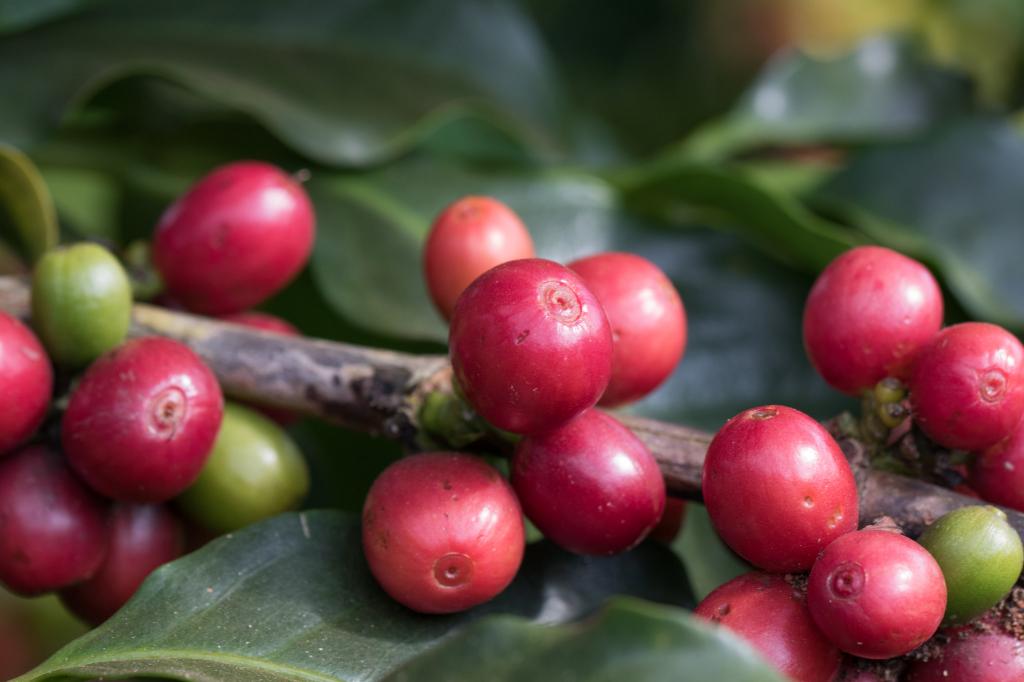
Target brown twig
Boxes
[0,275,1015,539]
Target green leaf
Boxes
[674,505,750,601]
[20,511,693,681]
[681,36,973,161]
[0,0,566,166]
[818,117,1024,332]
[385,598,786,682]
[0,0,96,34]
[0,144,59,262]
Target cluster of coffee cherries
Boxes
[362,196,688,613]
[692,245,1024,681]
[0,161,313,624]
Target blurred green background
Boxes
[3,0,1024,677]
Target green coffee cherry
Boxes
[31,243,131,366]
[177,403,310,533]
[874,377,906,405]
[918,505,1023,624]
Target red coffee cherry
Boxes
[449,258,613,434]
[569,252,686,406]
[803,246,942,395]
[906,627,1024,681]
[62,337,224,502]
[0,312,52,455]
[971,418,1024,511]
[153,161,315,315]
[807,529,947,659]
[649,497,687,544]
[60,503,184,624]
[702,405,858,572]
[512,409,665,555]
[695,572,841,682]
[424,196,534,321]
[0,446,107,595]
[362,452,524,614]
[909,322,1024,451]
[219,311,300,425]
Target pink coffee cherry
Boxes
[807,529,947,659]
[703,405,858,572]
[695,572,841,682]
[512,409,665,555]
[153,161,315,315]
[0,446,108,595]
[362,452,524,614]
[60,503,184,624]
[449,258,613,434]
[971,418,1024,511]
[62,337,224,502]
[424,196,534,321]
[905,626,1024,681]
[803,246,942,395]
[569,252,686,407]
[910,322,1024,451]
[0,312,52,455]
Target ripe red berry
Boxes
[803,246,942,395]
[0,446,107,595]
[909,322,1024,451]
[362,452,524,614]
[424,196,534,321]
[702,405,858,572]
[649,497,687,544]
[695,572,841,682]
[906,627,1024,681]
[153,161,315,315]
[512,409,665,555]
[62,337,224,502]
[0,312,52,455]
[60,503,184,624]
[219,311,300,425]
[449,258,613,434]
[807,529,947,659]
[569,252,686,406]
[971,419,1024,511]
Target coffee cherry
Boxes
[905,627,1024,681]
[695,572,841,682]
[62,337,224,502]
[449,258,613,434]
[803,246,943,395]
[909,322,1024,451]
[649,497,687,544]
[31,243,132,367]
[970,418,1024,511]
[0,312,52,455]
[807,529,947,659]
[512,409,665,555]
[569,252,686,406]
[702,405,858,572]
[219,311,300,425]
[424,196,534,321]
[362,452,524,614]
[917,505,1022,624]
[59,503,184,624]
[0,446,107,595]
[153,161,315,315]
[177,403,309,533]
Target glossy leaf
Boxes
[819,118,1024,332]
[385,598,786,682]
[19,511,693,681]
[0,0,565,166]
[0,145,58,262]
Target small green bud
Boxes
[31,243,131,366]
[918,505,1023,624]
[877,401,908,429]
[874,377,906,405]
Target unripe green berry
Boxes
[31,243,131,366]
[874,377,906,405]
[177,403,309,533]
[918,505,1023,624]
[877,401,908,429]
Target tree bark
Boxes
[0,276,1013,538]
